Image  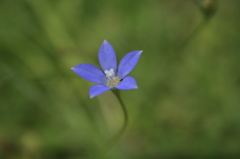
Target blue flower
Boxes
[71,40,142,98]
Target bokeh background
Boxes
[1,0,240,158]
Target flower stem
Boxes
[177,18,209,52]
[102,90,128,151]
[89,90,128,159]
[108,89,128,147]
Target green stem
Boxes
[89,90,128,159]
[108,89,128,147]
[169,17,210,64]
[177,18,209,52]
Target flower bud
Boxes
[193,0,218,18]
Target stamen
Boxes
[104,68,120,87]
[104,68,115,79]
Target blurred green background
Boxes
[1,0,240,158]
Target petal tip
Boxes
[103,40,109,44]
[138,50,143,55]
[133,85,138,89]
[89,91,96,99]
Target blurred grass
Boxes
[1,0,240,158]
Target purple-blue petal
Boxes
[71,64,106,84]
[89,84,111,98]
[98,40,117,72]
[115,76,138,90]
[117,50,142,79]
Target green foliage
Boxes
[1,0,240,158]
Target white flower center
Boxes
[104,68,120,87]
[104,69,115,79]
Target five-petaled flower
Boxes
[71,40,142,98]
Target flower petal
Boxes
[71,64,106,84]
[98,40,117,72]
[115,76,138,90]
[89,84,111,98]
[117,50,142,79]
